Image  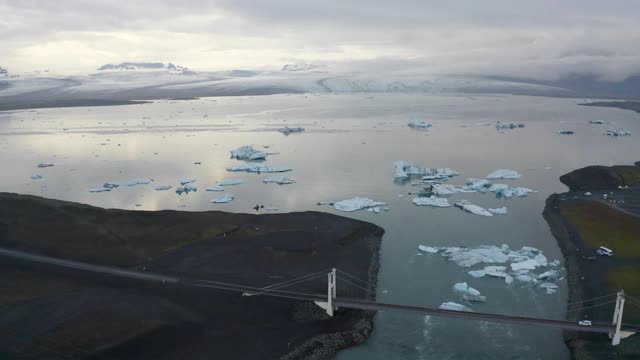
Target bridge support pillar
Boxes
[610,290,635,345]
[314,268,337,317]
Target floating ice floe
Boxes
[89,187,110,193]
[127,179,151,186]
[539,282,559,294]
[180,178,197,185]
[230,145,268,160]
[418,245,440,254]
[220,180,245,186]
[496,122,524,129]
[37,163,54,168]
[486,169,522,179]
[438,302,473,312]
[211,194,234,203]
[589,120,605,124]
[488,184,535,198]
[103,183,119,189]
[205,185,225,191]
[226,164,291,173]
[557,130,574,135]
[175,184,197,194]
[393,161,459,180]
[279,126,305,134]
[367,207,381,214]
[333,197,387,212]
[603,129,631,137]
[465,178,491,192]
[488,207,508,215]
[412,196,451,208]
[30,174,43,180]
[262,176,295,185]
[453,282,481,297]
[155,185,172,191]
[584,192,592,196]
[455,200,493,217]
[407,119,432,128]
[511,259,542,271]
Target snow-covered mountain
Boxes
[97,62,191,73]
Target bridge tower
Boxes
[314,268,337,317]
[611,290,636,345]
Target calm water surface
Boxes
[1,93,639,359]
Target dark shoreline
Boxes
[0,193,384,359]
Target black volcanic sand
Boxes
[559,164,640,191]
[543,165,640,359]
[580,101,640,114]
[0,193,383,360]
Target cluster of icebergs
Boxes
[603,129,631,137]
[419,244,563,299]
[230,145,268,160]
[394,161,459,181]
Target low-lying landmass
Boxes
[579,101,640,114]
[543,163,640,359]
[0,193,383,359]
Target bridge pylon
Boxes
[314,268,337,317]
[610,290,636,345]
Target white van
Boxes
[596,246,613,256]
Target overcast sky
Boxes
[2,0,640,80]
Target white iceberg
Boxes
[465,178,491,192]
[483,266,508,278]
[489,184,535,198]
[418,245,440,254]
[37,163,54,168]
[103,183,119,189]
[408,119,432,128]
[155,185,172,191]
[176,184,197,194]
[333,197,387,212]
[220,180,245,186]
[486,169,522,179]
[463,294,487,302]
[440,248,509,268]
[89,187,111,193]
[30,174,43,180]
[467,270,486,278]
[453,282,481,297]
[496,122,524,129]
[211,194,235,203]
[279,126,305,134]
[488,207,508,215]
[180,178,197,185]
[438,302,473,312]
[230,145,268,160]
[455,200,493,217]
[539,282,559,294]
[431,184,458,196]
[127,179,151,186]
[510,259,541,271]
[603,129,631,137]
[205,185,225,191]
[537,270,559,280]
[412,196,451,207]
[393,161,459,180]
[262,176,295,185]
[226,164,291,173]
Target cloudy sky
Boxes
[2,0,640,81]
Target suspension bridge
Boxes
[1,247,639,345]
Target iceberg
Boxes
[220,180,245,186]
[155,185,172,191]
[262,176,295,185]
[211,194,235,203]
[438,302,473,312]
[465,178,491,192]
[431,184,458,196]
[496,122,524,129]
[440,247,509,268]
[393,161,459,180]
[408,119,432,128]
[412,196,451,207]
[89,188,111,193]
[589,120,605,124]
[453,282,481,297]
[489,184,535,198]
[463,294,487,302]
[279,126,305,134]
[603,129,631,137]
[418,245,440,254]
[455,200,493,217]
[483,266,508,278]
[226,164,291,173]
[537,270,559,280]
[180,178,197,185]
[127,179,151,186]
[557,130,574,135]
[467,270,486,278]
[539,282,559,294]
[510,259,541,271]
[205,185,225,191]
[103,183,119,189]
[37,163,54,168]
[176,184,197,194]
[333,197,387,212]
[30,174,43,180]
[230,145,268,160]
[488,207,508,215]
[486,169,522,179]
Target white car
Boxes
[578,320,592,326]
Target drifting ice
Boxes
[408,120,432,128]
[486,169,522,179]
[418,245,440,253]
[262,176,295,185]
[211,194,235,203]
[155,185,172,191]
[333,197,387,212]
[180,178,197,185]
[279,127,305,134]
[465,178,491,192]
[394,161,459,180]
[226,164,291,173]
[89,188,110,193]
[489,184,535,198]
[438,302,473,312]
[176,184,197,194]
[453,282,481,297]
[30,175,43,180]
[412,196,451,207]
[220,180,245,186]
[455,200,493,217]
[488,207,508,215]
[495,122,524,129]
[230,145,268,160]
[127,179,151,186]
[205,185,225,191]
[603,129,631,137]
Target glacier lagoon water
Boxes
[1,93,639,359]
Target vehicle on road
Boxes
[578,320,592,326]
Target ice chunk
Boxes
[537,270,559,280]
[205,185,225,191]
[333,197,387,212]
[220,180,245,186]
[488,207,508,215]
[412,196,451,207]
[589,120,605,124]
[211,194,235,203]
[584,192,592,196]
[465,178,491,191]
[463,294,487,302]
[453,282,481,297]
[557,130,574,135]
[438,302,472,312]
[534,253,548,267]
[127,179,151,186]
[515,274,537,283]
[440,248,509,268]
[467,270,486,278]
[226,164,291,173]
[408,119,432,128]
[489,184,535,198]
[30,174,43,180]
[455,200,493,217]
[176,184,197,194]
[483,266,508,278]
[393,161,458,180]
[155,185,172,191]
[103,183,119,189]
[510,259,541,271]
[89,188,110,193]
[505,275,514,284]
[418,245,440,254]
[496,122,524,129]
[431,184,459,196]
[262,176,295,185]
[603,129,631,137]
[230,145,268,160]
[37,163,54,168]
[486,169,522,179]
[278,126,305,134]
[539,282,559,295]
[180,178,197,185]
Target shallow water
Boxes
[1,93,639,359]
